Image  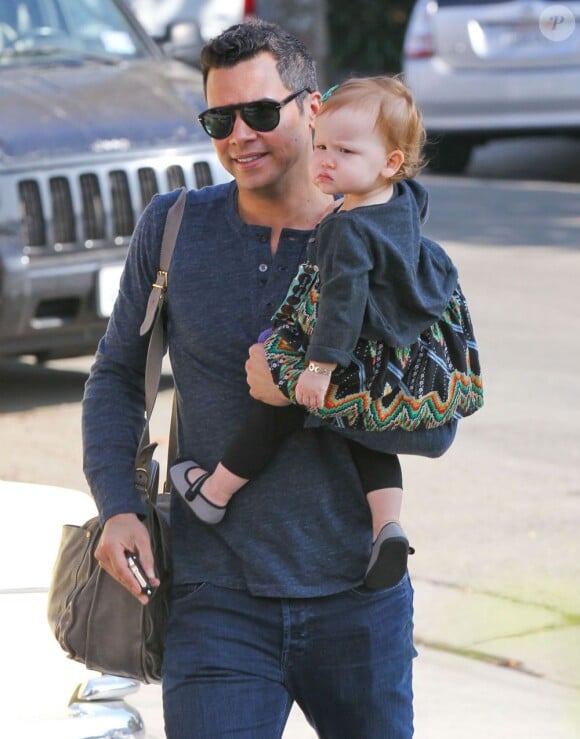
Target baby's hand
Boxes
[295,363,334,409]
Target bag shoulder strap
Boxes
[134,187,187,501]
[140,187,187,337]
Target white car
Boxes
[128,0,251,64]
[402,0,580,172]
[0,481,146,738]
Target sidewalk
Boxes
[132,577,580,738]
[413,578,580,691]
[410,578,580,738]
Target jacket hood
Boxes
[405,176,430,223]
[0,57,208,164]
[315,179,457,347]
[379,178,458,344]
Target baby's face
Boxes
[310,107,394,202]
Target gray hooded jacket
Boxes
[306,179,458,367]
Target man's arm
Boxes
[82,194,174,602]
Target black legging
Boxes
[221,401,402,493]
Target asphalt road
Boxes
[1,133,579,647]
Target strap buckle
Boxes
[152,269,168,291]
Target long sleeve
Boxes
[82,192,173,523]
[306,216,373,366]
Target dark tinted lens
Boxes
[201,111,235,139]
[242,102,280,132]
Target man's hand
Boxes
[95,512,160,605]
[245,343,291,406]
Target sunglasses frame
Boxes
[198,87,312,139]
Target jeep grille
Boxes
[18,160,214,252]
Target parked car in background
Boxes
[0,0,230,361]
[402,0,580,173]
[0,480,146,738]
[127,0,330,85]
[128,0,253,65]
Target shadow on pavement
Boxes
[424,134,580,184]
[466,135,580,184]
[0,358,173,413]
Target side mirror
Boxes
[70,674,140,704]
[162,21,204,67]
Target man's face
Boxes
[204,53,314,195]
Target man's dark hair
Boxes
[200,19,318,107]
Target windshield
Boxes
[0,0,151,67]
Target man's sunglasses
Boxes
[198,88,312,139]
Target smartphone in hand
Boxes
[125,551,156,598]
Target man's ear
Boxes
[308,91,322,129]
[382,150,405,179]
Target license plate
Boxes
[97,264,124,318]
[478,20,576,59]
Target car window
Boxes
[0,0,150,66]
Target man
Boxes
[82,20,416,738]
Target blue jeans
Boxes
[162,576,417,738]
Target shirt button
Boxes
[258,263,269,273]
[259,235,268,243]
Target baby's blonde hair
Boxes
[317,76,426,181]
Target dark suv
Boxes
[0,0,229,360]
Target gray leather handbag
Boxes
[47,188,186,683]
